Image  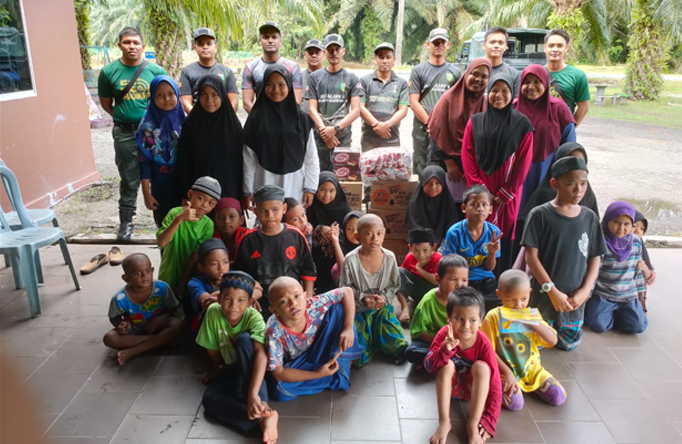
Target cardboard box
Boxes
[383,239,409,264]
[333,147,362,181]
[369,207,409,240]
[340,181,363,211]
[368,175,419,209]
[334,165,362,181]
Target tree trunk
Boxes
[624,0,667,100]
[74,0,92,70]
[147,4,183,79]
[395,0,405,66]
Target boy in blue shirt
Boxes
[443,185,502,311]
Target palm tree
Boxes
[624,0,667,99]
[89,0,145,47]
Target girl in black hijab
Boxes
[309,171,352,293]
[406,165,460,247]
[242,65,319,209]
[176,74,244,200]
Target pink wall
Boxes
[0,0,98,209]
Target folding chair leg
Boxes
[20,246,42,317]
[58,238,80,291]
[34,250,44,286]
[3,253,10,268]
[52,217,59,228]
[10,254,24,289]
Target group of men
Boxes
[98,22,590,240]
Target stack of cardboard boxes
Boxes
[333,148,363,211]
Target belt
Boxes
[114,121,139,131]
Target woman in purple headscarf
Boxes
[584,201,648,334]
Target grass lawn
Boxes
[585,79,682,129]
[576,63,627,74]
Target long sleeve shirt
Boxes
[424,326,502,437]
[594,236,646,303]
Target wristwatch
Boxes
[540,282,555,293]
[333,124,341,134]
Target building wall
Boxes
[0,0,98,209]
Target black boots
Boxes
[116,209,135,241]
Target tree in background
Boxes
[624,0,667,99]
[74,0,92,70]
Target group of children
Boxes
[102,146,655,443]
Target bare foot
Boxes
[430,420,451,444]
[260,410,278,444]
[117,350,129,366]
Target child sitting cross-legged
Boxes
[405,254,469,365]
[585,202,648,334]
[212,198,247,262]
[425,287,502,444]
[104,253,184,366]
[157,176,220,294]
[339,214,409,367]
[265,276,362,402]
[443,185,502,312]
[397,228,443,322]
[481,269,566,411]
[197,271,278,444]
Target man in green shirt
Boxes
[544,29,591,127]
[359,42,409,152]
[98,27,166,240]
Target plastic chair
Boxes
[0,165,80,317]
[0,158,58,229]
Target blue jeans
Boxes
[585,294,648,334]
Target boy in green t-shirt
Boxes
[157,176,219,293]
[197,271,278,443]
[405,254,469,364]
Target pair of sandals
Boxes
[80,247,125,275]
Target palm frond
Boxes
[652,0,682,45]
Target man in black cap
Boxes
[359,42,409,152]
[301,39,325,115]
[408,28,462,176]
[179,27,239,113]
[242,21,303,113]
[308,34,363,171]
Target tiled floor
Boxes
[1,245,682,444]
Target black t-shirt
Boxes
[233,224,317,295]
[179,62,238,104]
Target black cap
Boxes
[194,27,216,40]
[407,228,435,245]
[259,21,281,35]
[374,42,395,54]
[324,34,345,49]
[197,238,227,262]
[551,156,588,179]
[305,39,324,51]
[428,28,449,42]
[220,270,256,297]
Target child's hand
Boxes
[363,295,377,310]
[444,324,460,351]
[373,295,386,310]
[399,309,410,323]
[569,287,590,310]
[316,358,340,377]
[116,320,130,335]
[493,196,503,206]
[501,367,519,396]
[242,195,255,214]
[247,395,270,419]
[646,270,656,286]
[487,232,503,256]
[201,366,223,385]
[304,223,313,236]
[180,201,199,222]
[251,299,262,312]
[303,191,314,209]
[548,288,573,313]
[143,193,160,211]
[330,222,340,246]
[338,326,354,352]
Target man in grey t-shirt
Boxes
[179,27,239,113]
[483,26,520,98]
[301,39,325,115]
[308,34,363,171]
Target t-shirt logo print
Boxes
[339,83,346,92]
[286,246,297,260]
[578,232,589,258]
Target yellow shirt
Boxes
[482,307,554,392]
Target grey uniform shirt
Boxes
[308,68,363,140]
[179,62,238,104]
[359,71,409,146]
[408,62,462,129]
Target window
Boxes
[0,0,35,99]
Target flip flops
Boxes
[108,246,125,266]
[80,254,108,275]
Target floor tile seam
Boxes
[391,378,403,444]
[524,395,549,444]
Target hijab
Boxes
[340,211,364,255]
[176,74,244,199]
[307,171,351,227]
[135,75,185,166]
[521,142,599,219]
[602,201,635,263]
[515,65,575,163]
[428,58,492,156]
[406,165,460,246]
[470,73,534,176]
[634,210,648,234]
[243,65,310,175]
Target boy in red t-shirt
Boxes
[425,287,502,444]
[397,228,442,322]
